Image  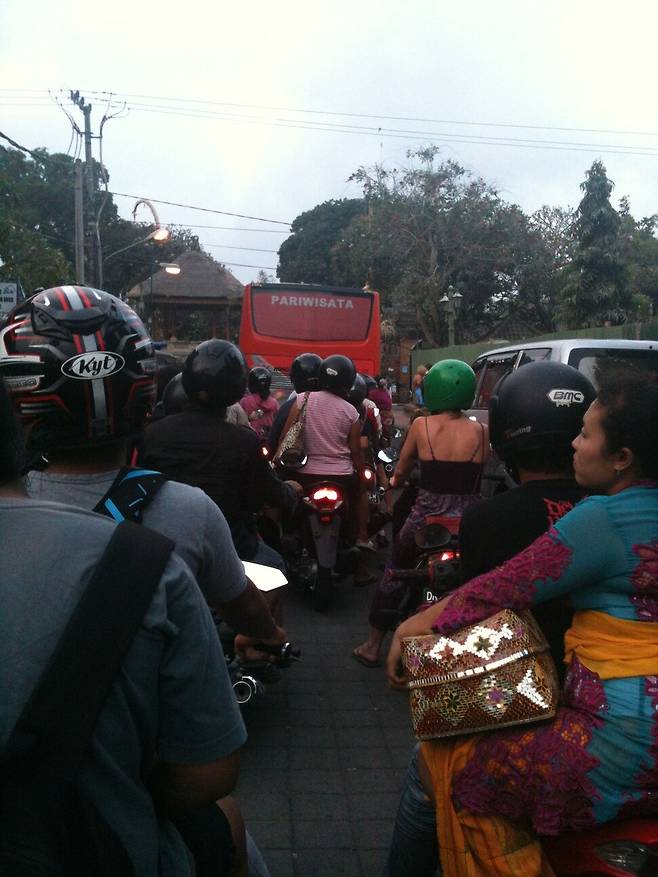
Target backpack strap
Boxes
[93,466,168,523]
[5,521,175,771]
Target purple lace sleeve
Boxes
[433,530,573,633]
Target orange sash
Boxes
[564,610,658,679]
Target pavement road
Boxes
[236,531,417,875]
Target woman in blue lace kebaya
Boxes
[385,361,658,877]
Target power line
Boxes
[8,89,658,158]
[109,191,291,225]
[204,243,279,254]
[70,88,658,139]
[97,99,658,159]
[10,87,658,140]
[163,222,289,233]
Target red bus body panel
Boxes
[239,283,381,377]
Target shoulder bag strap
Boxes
[5,521,175,770]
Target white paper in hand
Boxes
[242,561,289,592]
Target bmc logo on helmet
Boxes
[62,352,125,380]
[547,388,585,407]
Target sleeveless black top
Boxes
[418,417,485,495]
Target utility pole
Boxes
[70,91,97,286]
[73,160,85,284]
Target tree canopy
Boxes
[558,161,631,327]
[276,152,657,342]
[0,145,200,299]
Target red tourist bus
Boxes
[239,283,381,382]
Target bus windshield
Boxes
[239,283,381,379]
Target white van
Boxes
[468,338,658,494]
[469,338,658,424]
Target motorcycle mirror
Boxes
[378,449,399,464]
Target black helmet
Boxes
[363,374,377,392]
[0,286,156,450]
[290,352,322,393]
[162,372,188,416]
[319,354,356,395]
[248,366,272,397]
[348,373,368,409]
[489,361,595,462]
[182,339,247,410]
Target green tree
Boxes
[277,198,366,284]
[0,220,74,293]
[331,147,534,345]
[0,145,199,298]
[558,161,630,327]
[513,205,575,332]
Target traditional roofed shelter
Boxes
[127,250,244,343]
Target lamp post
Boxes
[100,198,171,291]
[438,285,464,347]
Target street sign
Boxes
[0,281,23,317]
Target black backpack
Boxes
[0,521,174,876]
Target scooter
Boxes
[281,477,361,612]
[381,515,462,628]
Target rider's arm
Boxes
[218,577,284,641]
[348,419,367,479]
[152,751,241,815]
[390,418,419,486]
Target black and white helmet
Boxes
[0,286,156,451]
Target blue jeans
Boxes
[383,744,440,877]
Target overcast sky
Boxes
[2,0,657,285]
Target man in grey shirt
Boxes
[3,286,286,656]
[0,378,246,876]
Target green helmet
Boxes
[423,359,476,412]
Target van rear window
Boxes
[569,348,658,387]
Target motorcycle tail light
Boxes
[260,445,270,458]
[439,550,458,562]
[595,841,654,874]
[363,468,374,482]
[312,487,340,503]
[304,485,344,514]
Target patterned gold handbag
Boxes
[400,609,559,740]
[273,393,309,468]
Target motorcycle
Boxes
[543,817,658,876]
[280,475,361,613]
[381,515,462,627]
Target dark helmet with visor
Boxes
[319,354,357,396]
[162,371,188,416]
[489,361,595,462]
[248,365,272,397]
[290,352,322,393]
[182,339,247,410]
[0,286,156,451]
[348,373,368,409]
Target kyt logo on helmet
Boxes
[62,352,125,380]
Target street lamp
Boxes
[100,198,172,289]
[438,285,464,347]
